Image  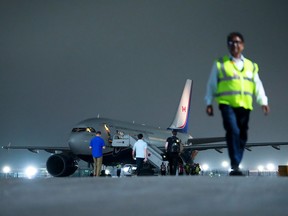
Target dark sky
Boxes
[1,0,288,170]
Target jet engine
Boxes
[46,153,78,177]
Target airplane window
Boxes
[72,127,96,133]
[86,127,96,133]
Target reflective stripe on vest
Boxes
[215,56,258,110]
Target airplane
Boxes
[2,79,288,177]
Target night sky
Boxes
[1,0,288,170]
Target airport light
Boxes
[105,169,110,175]
[123,166,130,173]
[257,165,264,172]
[25,166,38,179]
[221,161,229,169]
[201,163,209,171]
[3,166,11,174]
[266,163,275,171]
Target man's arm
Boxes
[165,142,168,152]
[205,62,218,116]
[179,141,184,153]
[132,144,135,159]
[254,73,270,115]
[144,147,148,162]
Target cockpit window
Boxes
[72,127,96,133]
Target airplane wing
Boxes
[183,141,288,152]
[2,145,71,154]
[188,137,226,144]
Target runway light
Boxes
[123,167,130,172]
[105,169,110,175]
[257,165,264,172]
[3,166,11,174]
[221,161,229,169]
[25,166,37,179]
[202,164,209,171]
[267,163,275,171]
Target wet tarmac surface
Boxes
[1,175,288,216]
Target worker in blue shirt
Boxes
[89,131,105,176]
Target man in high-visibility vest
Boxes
[205,32,270,176]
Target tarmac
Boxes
[1,175,288,216]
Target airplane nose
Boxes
[68,133,92,155]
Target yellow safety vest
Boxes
[215,55,258,110]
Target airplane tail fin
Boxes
[168,79,193,133]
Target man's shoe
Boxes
[229,170,244,176]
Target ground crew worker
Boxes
[116,164,121,177]
[160,162,166,176]
[165,130,183,175]
[195,163,201,175]
[184,163,191,175]
[89,131,105,177]
[132,134,148,176]
[205,32,270,176]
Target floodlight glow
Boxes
[266,163,275,171]
[221,161,229,168]
[202,164,209,171]
[105,169,110,175]
[257,165,264,172]
[123,167,129,172]
[25,166,37,179]
[3,166,11,174]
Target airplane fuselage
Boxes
[68,117,192,165]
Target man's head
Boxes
[137,133,143,139]
[172,129,177,136]
[227,32,245,58]
[96,131,102,136]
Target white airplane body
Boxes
[3,79,288,177]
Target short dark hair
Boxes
[96,131,101,135]
[227,32,244,44]
[137,134,143,139]
[172,129,177,135]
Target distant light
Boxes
[257,165,264,172]
[266,163,275,171]
[3,166,11,174]
[221,161,229,168]
[105,169,110,175]
[104,124,110,132]
[202,164,209,171]
[25,166,37,179]
[123,167,130,172]
[239,164,243,169]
